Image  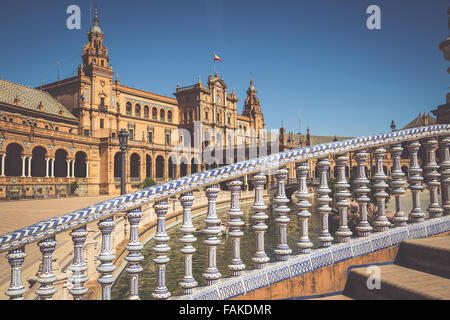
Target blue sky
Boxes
[0,0,448,137]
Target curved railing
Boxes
[1,124,450,300]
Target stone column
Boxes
[21,156,26,177]
[51,159,55,178]
[227,179,246,276]
[372,148,390,232]
[335,155,352,243]
[439,136,450,215]
[179,192,197,294]
[407,141,425,223]
[71,160,75,178]
[66,160,70,178]
[45,158,49,178]
[152,200,171,300]
[86,161,89,178]
[274,168,292,261]
[1,154,5,177]
[251,172,269,268]
[390,144,407,226]
[316,157,333,247]
[203,184,222,285]
[424,138,443,218]
[295,162,313,253]
[354,150,373,237]
[27,157,32,177]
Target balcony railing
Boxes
[0,124,449,300]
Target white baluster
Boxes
[335,156,352,242]
[407,141,425,222]
[354,150,373,237]
[390,144,407,226]
[68,226,88,300]
[5,246,26,300]
[179,192,197,294]
[316,158,333,247]
[274,168,292,261]
[227,179,246,276]
[203,184,222,285]
[424,138,443,218]
[36,237,57,300]
[125,207,143,300]
[295,162,313,253]
[372,148,390,232]
[97,217,116,300]
[439,136,450,215]
[152,200,171,300]
[251,172,269,269]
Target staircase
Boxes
[317,236,450,300]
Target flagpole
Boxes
[213,57,216,75]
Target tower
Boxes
[243,78,265,131]
[81,7,111,74]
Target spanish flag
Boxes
[213,54,222,62]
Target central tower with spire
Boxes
[242,77,265,131]
[81,7,112,76]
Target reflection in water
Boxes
[111,201,323,300]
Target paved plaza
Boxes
[0,195,113,298]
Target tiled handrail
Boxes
[0,124,449,253]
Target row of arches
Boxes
[1,143,88,178]
[125,102,173,122]
[113,153,202,180]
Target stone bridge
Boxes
[0,125,450,300]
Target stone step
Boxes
[395,236,450,278]
[344,264,450,300]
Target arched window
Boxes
[74,151,87,178]
[54,149,68,177]
[160,109,165,121]
[156,155,165,179]
[167,110,173,123]
[152,107,157,120]
[144,106,149,118]
[215,94,222,105]
[135,104,141,117]
[126,102,132,116]
[130,153,140,179]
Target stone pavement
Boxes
[0,195,113,299]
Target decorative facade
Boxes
[0,9,264,199]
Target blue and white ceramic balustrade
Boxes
[0,125,449,300]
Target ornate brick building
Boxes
[0,9,264,199]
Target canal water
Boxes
[111,200,323,300]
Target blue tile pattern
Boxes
[351,237,374,257]
[0,124,449,252]
[310,248,334,269]
[217,278,246,300]
[371,233,392,251]
[288,256,313,277]
[407,224,428,239]
[242,270,269,292]
[266,264,291,284]
[389,227,409,245]
[330,243,354,263]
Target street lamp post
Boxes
[118,129,129,195]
